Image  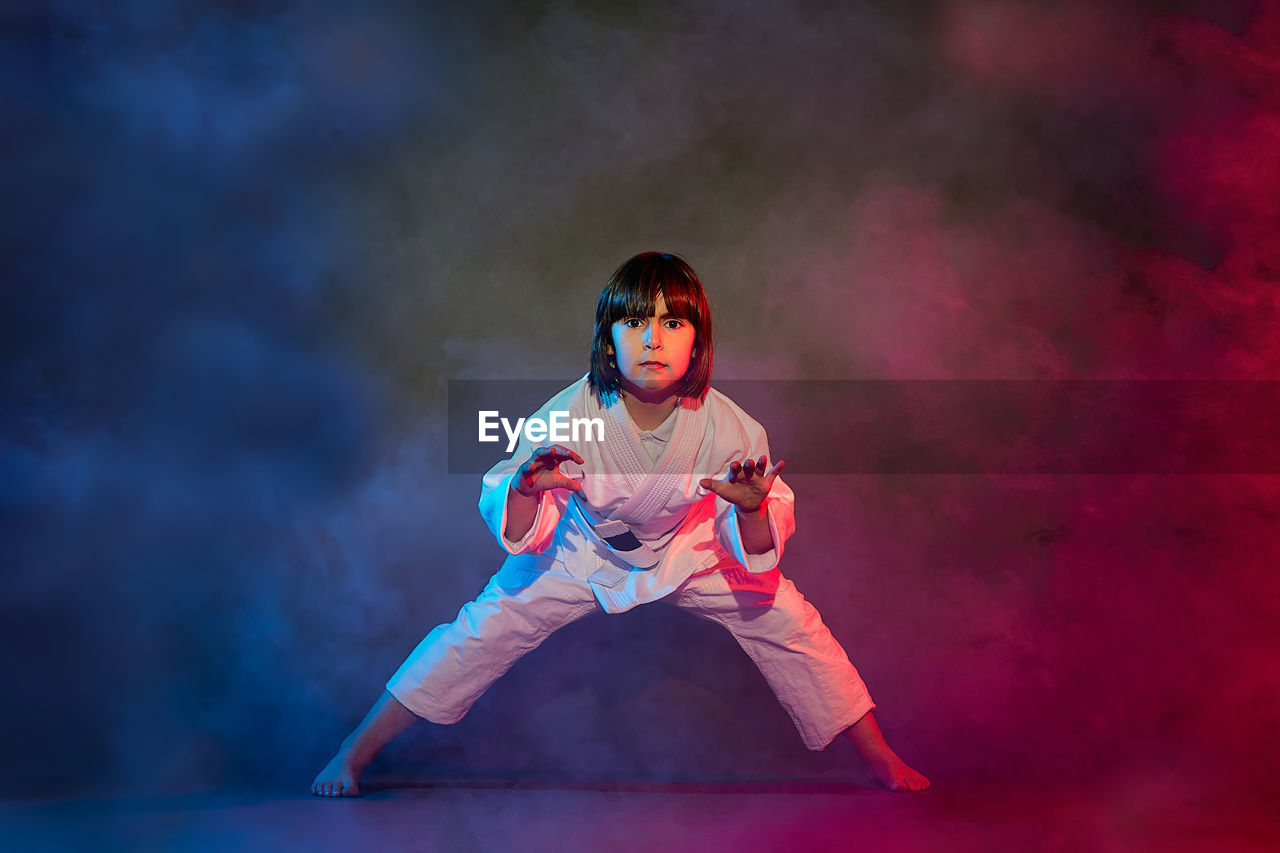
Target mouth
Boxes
[639,361,666,368]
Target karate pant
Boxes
[386,561,876,751]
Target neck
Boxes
[619,386,678,430]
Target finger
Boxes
[742,458,756,478]
[701,479,729,499]
[555,474,583,493]
[532,446,561,465]
[530,445,581,472]
[757,455,767,473]
[764,459,784,479]
[550,444,585,465]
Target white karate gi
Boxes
[387,376,876,750]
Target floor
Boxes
[4,776,1278,852]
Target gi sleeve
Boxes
[476,386,579,555]
[710,419,797,574]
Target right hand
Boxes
[513,445,584,497]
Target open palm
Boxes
[699,455,784,512]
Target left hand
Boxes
[699,455,785,513]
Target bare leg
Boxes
[842,710,931,792]
[311,690,421,797]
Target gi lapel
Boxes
[613,394,706,525]
[579,390,708,584]
[594,388,650,495]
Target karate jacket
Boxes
[477,375,797,613]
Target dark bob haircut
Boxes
[588,252,714,403]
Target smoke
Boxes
[3,0,1279,811]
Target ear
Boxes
[606,343,615,356]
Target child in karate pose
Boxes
[313,252,930,795]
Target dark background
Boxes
[4,0,1278,812]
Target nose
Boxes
[643,320,663,349]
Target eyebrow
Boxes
[624,312,683,320]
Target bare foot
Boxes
[863,750,931,793]
[310,691,422,798]
[311,741,367,798]
[841,711,931,793]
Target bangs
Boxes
[597,255,704,325]
[599,279,661,325]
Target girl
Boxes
[312,252,930,795]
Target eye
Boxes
[623,318,644,328]
[664,319,685,330]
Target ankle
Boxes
[337,733,374,765]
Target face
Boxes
[607,292,697,400]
